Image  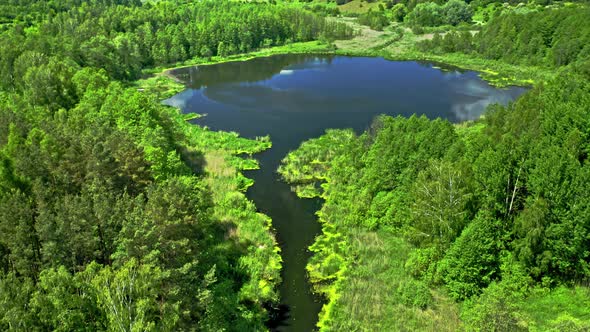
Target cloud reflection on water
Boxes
[165,55,527,126]
[449,79,522,121]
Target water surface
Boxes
[166,55,527,332]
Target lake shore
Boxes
[162,54,527,331]
[133,21,542,332]
[136,19,551,97]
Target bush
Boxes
[407,0,472,27]
[391,3,407,22]
[411,25,425,34]
[461,282,527,332]
[357,9,390,31]
[397,279,433,309]
[437,212,502,300]
[443,0,473,26]
[405,247,441,281]
[407,2,444,27]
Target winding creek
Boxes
[164,55,527,331]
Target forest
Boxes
[0,0,353,330]
[1,0,590,331]
[281,72,590,330]
[417,7,590,71]
[280,1,590,330]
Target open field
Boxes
[339,0,383,14]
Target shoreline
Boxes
[141,30,550,97]
[138,32,542,331]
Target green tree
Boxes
[0,274,37,330]
[91,260,179,331]
[31,266,104,331]
[22,57,79,111]
[438,211,502,300]
[391,4,408,22]
[442,0,473,26]
[410,159,472,247]
[407,2,443,27]
[0,190,41,278]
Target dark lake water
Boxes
[165,54,527,332]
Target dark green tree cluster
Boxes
[0,71,274,330]
[407,0,473,27]
[280,71,590,329]
[0,0,353,85]
[0,0,352,330]
[357,9,390,31]
[419,6,590,71]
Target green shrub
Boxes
[397,279,433,309]
[407,0,472,27]
[438,212,501,300]
[443,0,473,26]
[407,2,444,27]
[405,247,441,282]
[357,9,390,31]
[391,3,407,22]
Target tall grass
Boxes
[317,229,462,331]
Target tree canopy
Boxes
[281,72,590,330]
[0,0,352,329]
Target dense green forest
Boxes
[276,1,590,330]
[0,0,353,85]
[0,0,354,330]
[417,6,590,72]
[2,0,590,330]
[281,72,590,331]
[279,2,590,329]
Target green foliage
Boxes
[357,9,390,31]
[303,1,341,16]
[520,286,590,331]
[443,0,473,26]
[391,3,408,22]
[461,282,528,331]
[419,6,590,74]
[407,0,472,27]
[359,115,457,202]
[281,71,590,330]
[31,266,104,331]
[279,129,356,197]
[0,0,354,86]
[409,159,473,247]
[91,260,178,332]
[437,211,502,300]
[461,253,533,331]
[0,0,299,329]
[2,0,590,330]
[314,229,460,331]
[405,246,441,281]
[0,77,281,328]
[0,274,37,330]
[472,3,501,25]
[407,2,444,27]
[397,278,433,309]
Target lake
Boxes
[165,54,528,332]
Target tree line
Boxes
[418,6,590,74]
[0,0,353,86]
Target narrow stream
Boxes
[165,55,527,331]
